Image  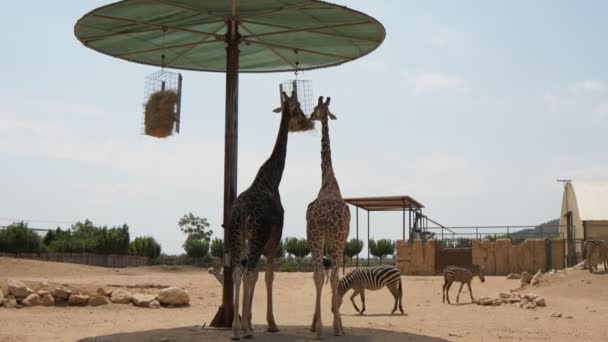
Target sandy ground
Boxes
[1,258,608,342]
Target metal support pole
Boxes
[356,207,359,268]
[211,13,239,328]
[408,208,412,240]
[367,210,370,266]
[402,201,406,241]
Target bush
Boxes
[284,237,310,259]
[184,237,209,258]
[0,222,42,254]
[369,239,395,264]
[344,239,363,258]
[210,238,224,259]
[129,236,161,259]
[43,221,131,255]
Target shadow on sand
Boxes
[79,325,449,342]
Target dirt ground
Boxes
[1,258,607,342]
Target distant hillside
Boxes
[510,219,560,238]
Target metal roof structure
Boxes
[344,195,424,211]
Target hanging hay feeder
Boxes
[143,70,182,138]
[279,79,315,132]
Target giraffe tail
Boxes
[323,257,332,285]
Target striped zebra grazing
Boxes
[442,265,485,304]
[585,239,608,273]
[336,265,404,315]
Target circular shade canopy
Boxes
[74,0,385,73]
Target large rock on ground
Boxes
[89,295,111,307]
[110,289,133,304]
[0,288,4,305]
[506,273,521,280]
[149,300,161,309]
[520,272,533,285]
[96,288,112,297]
[132,294,157,308]
[8,279,33,298]
[535,297,547,307]
[4,295,18,308]
[158,287,190,306]
[42,293,55,306]
[22,294,42,307]
[68,294,89,306]
[51,287,72,301]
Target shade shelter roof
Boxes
[74,0,386,73]
[345,195,424,211]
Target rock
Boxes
[476,297,494,306]
[523,293,538,302]
[531,273,542,286]
[96,288,112,297]
[68,293,89,306]
[37,290,50,296]
[51,287,72,301]
[41,293,55,306]
[524,302,537,310]
[0,289,4,304]
[110,289,133,304]
[8,279,33,298]
[4,295,18,308]
[22,294,42,307]
[507,296,522,303]
[520,272,533,285]
[41,281,49,287]
[132,294,157,308]
[499,292,511,299]
[551,312,562,318]
[89,295,111,307]
[566,315,574,319]
[492,299,502,306]
[158,287,190,306]
[149,300,161,309]
[534,297,546,307]
[506,273,521,280]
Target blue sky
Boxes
[1,1,607,254]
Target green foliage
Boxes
[210,238,224,259]
[44,220,131,254]
[129,236,161,259]
[369,239,395,263]
[344,239,364,258]
[178,213,212,242]
[0,222,42,254]
[183,236,209,258]
[284,237,310,259]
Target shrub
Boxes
[344,239,364,258]
[369,239,395,264]
[284,237,310,259]
[184,237,209,258]
[0,222,42,254]
[129,236,162,259]
[210,238,224,259]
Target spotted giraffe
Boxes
[229,91,311,340]
[306,96,351,338]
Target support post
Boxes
[356,207,359,268]
[367,210,370,266]
[402,200,406,241]
[211,14,239,328]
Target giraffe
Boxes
[229,91,310,340]
[306,96,351,339]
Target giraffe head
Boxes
[310,96,337,121]
[273,91,314,132]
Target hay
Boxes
[288,112,315,132]
[144,90,178,138]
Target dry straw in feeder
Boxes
[289,112,315,132]
[144,90,178,138]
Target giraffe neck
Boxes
[319,117,341,197]
[252,105,291,190]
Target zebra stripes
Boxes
[442,264,486,304]
[337,265,404,315]
[585,239,607,273]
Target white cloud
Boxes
[430,32,447,48]
[573,79,605,93]
[543,92,568,113]
[593,102,608,121]
[406,72,470,96]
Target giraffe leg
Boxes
[241,269,254,339]
[311,263,325,339]
[456,282,464,304]
[350,290,361,313]
[330,255,344,336]
[265,256,279,332]
[232,267,243,340]
[245,270,259,334]
[467,282,474,302]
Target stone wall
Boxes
[395,240,435,275]
[472,239,565,275]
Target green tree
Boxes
[129,236,162,259]
[210,238,224,259]
[344,239,364,259]
[369,239,395,264]
[284,237,310,259]
[0,222,42,254]
[178,213,212,242]
[184,236,209,258]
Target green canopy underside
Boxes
[75,0,385,73]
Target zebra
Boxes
[585,239,608,273]
[336,265,404,315]
[442,264,485,304]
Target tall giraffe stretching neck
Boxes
[319,115,342,196]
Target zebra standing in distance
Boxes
[585,239,608,273]
[336,265,404,315]
[442,264,486,304]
